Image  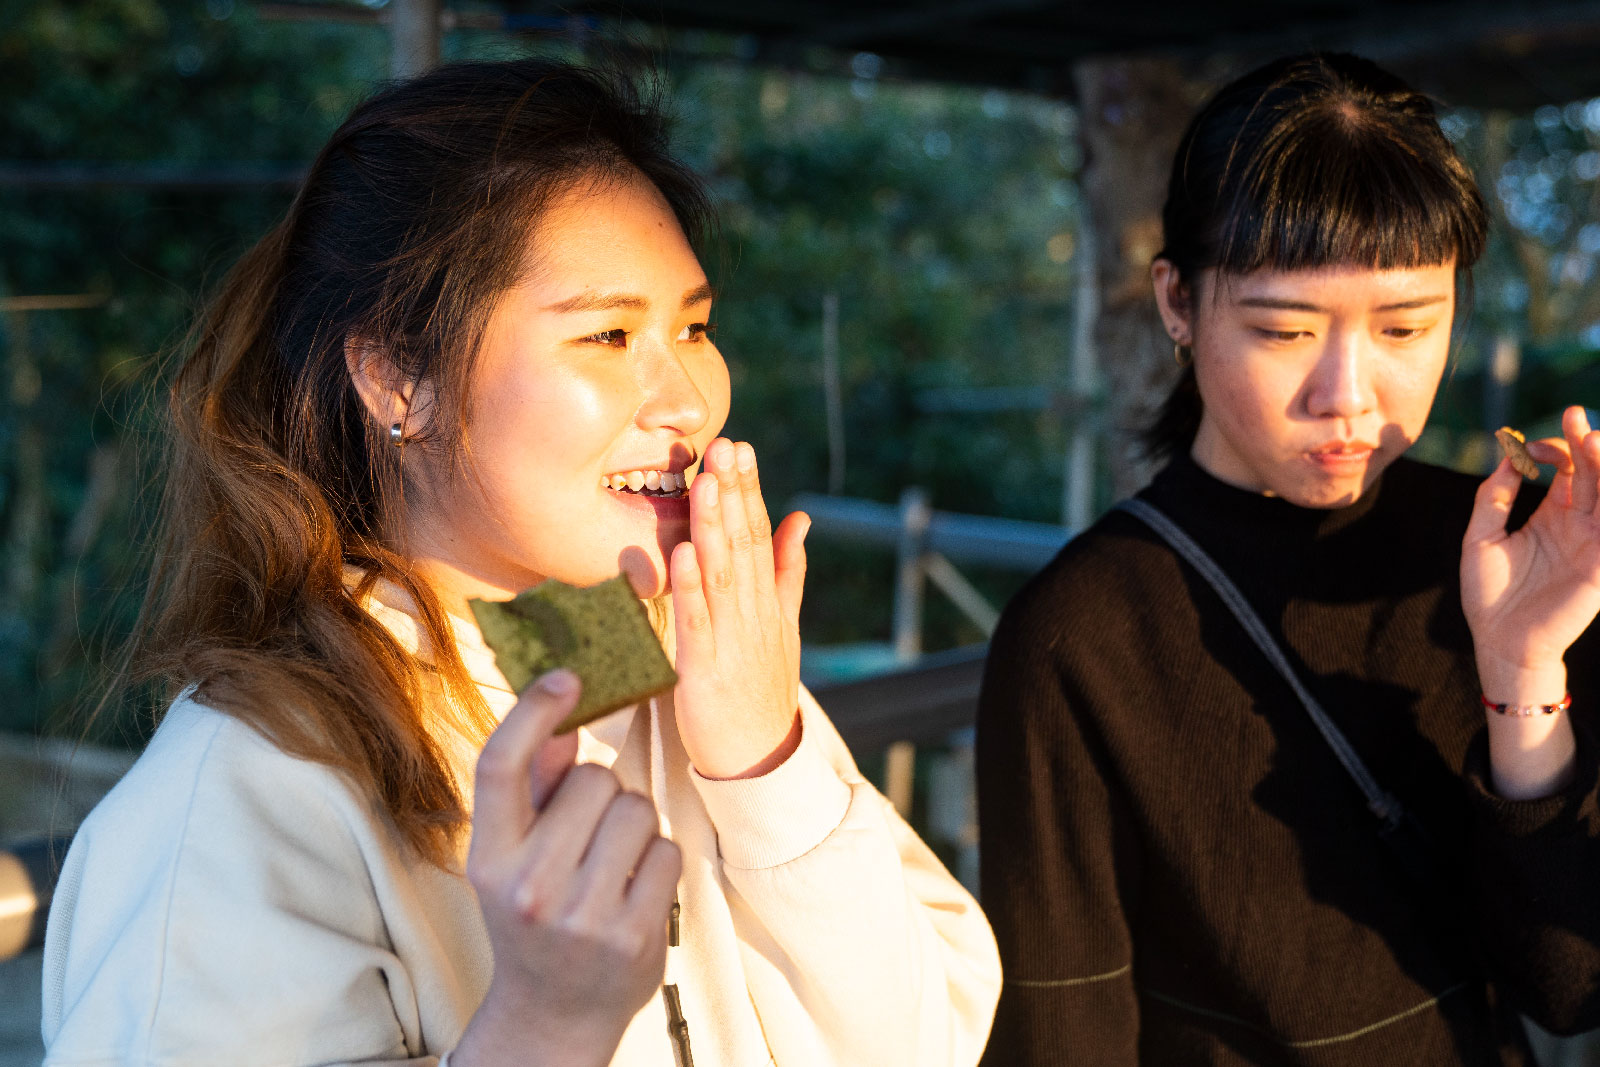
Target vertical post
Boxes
[2,304,43,622]
[1062,204,1098,530]
[1073,56,1212,500]
[389,0,440,79]
[1485,333,1519,439]
[892,486,930,663]
[822,291,846,494]
[883,740,916,819]
[886,485,930,818]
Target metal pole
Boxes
[822,291,845,494]
[1064,203,1097,529]
[1485,333,1519,446]
[389,0,440,79]
[893,487,931,662]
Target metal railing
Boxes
[796,490,1068,890]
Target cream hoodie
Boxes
[41,592,1000,1066]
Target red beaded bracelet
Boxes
[1481,692,1573,717]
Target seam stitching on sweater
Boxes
[1006,963,1131,988]
[142,707,228,1063]
[1139,981,1469,1048]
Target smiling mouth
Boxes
[600,469,689,498]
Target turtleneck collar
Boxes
[1136,450,1397,611]
[1145,450,1385,547]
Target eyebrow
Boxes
[544,283,717,314]
[1236,295,1450,312]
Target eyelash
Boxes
[1253,326,1428,343]
[578,323,713,347]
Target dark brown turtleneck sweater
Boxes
[976,454,1600,1066]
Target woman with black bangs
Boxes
[977,53,1600,1066]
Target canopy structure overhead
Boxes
[532,0,1600,108]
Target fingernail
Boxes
[714,440,735,468]
[703,476,718,506]
[537,669,579,697]
[736,443,756,472]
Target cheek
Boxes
[1195,349,1295,436]
[697,349,733,437]
[1378,347,1450,426]
[480,363,632,469]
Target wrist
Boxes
[694,708,803,781]
[1476,652,1568,708]
[455,980,623,1067]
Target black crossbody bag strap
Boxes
[1115,497,1409,833]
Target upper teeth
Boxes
[602,470,686,492]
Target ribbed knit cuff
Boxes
[1463,717,1600,836]
[690,722,852,870]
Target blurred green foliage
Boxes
[0,6,1594,744]
[1,0,383,741]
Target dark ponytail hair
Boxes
[1146,52,1489,461]
[128,60,713,866]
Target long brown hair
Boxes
[127,60,713,866]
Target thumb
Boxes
[1464,458,1523,550]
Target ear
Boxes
[345,337,423,441]
[1150,259,1194,346]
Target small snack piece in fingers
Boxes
[470,575,677,734]
[1494,426,1541,480]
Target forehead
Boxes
[1214,262,1457,309]
[521,173,705,293]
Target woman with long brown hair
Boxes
[40,60,1000,1066]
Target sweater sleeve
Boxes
[690,686,1002,1067]
[1465,664,1600,1034]
[42,701,445,1067]
[974,594,1142,1065]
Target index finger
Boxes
[1564,405,1599,513]
[470,669,582,855]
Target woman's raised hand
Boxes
[1463,405,1600,707]
[670,438,811,780]
[454,670,681,1067]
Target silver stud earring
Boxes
[389,422,405,447]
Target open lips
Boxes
[601,469,689,497]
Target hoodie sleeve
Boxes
[690,685,1002,1067]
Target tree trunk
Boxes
[1073,55,1214,499]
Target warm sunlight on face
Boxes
[404,174,730,607]
[1166,263,1457,508]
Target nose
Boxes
[634,336,712,438]
[1303,327,1375,421]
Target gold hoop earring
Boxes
[1173,342,1192,368]
[389,421,405,447]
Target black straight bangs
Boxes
[1206,103,1488,278]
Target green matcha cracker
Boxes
[469,575,677,734]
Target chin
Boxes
[1279,473,1374,509]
